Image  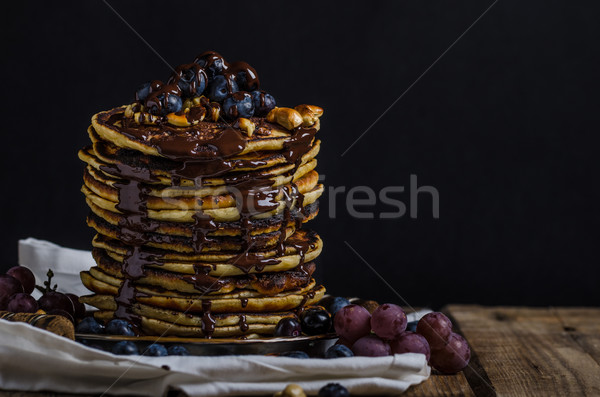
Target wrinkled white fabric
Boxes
[18,238,94,298]
[0,320,430,396]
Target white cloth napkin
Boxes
[18,238,95,298]
[5,238,431,396]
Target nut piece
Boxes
[266,107,304,130]
[133,112,160,125]
[208,102,221,122]
[294,104,324,127]
[183,96,205,110]
[273,384,306,397]
[124,104,135,118]
[167,111,190,127]
[236,117,255,137]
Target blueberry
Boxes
[274,317,302,337]
[76,317,104,334]
[328,297,351,317]
[195,51,227,80]
[318,383,350,397]
[167,345,190,356]
[223,91,254,119]
[406,320,418,333]
[325,344,354,358]
[230,61,259,91]
[300,308,332,336]
[251,90,276,117]
[279,350,309,359]
[208,75,238,103]
[144,343,168,357]
[164,93,182,113]
[106,319,136,336]
[135,82,152,102]
[171,66,207,97]
[112,341,139,355]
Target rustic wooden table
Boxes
[2,305,599,397]
[405,305,600,396]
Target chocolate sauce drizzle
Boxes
[201,300,216,338]
[104,108,318,337]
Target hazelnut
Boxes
[182,98,194,110]
[208,102,221,122]
[273,384,306,397]
[266,107,304,130]
[124,104,135,118]
[236,117,255,137]
[294,104,324,127]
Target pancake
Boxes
[86,125,321,188]
[82,163,319,209]
[92,312,283,337]
[79,143,320,189]
[93,305,294,328]
[80,281,325,314]
[81,162,322,215]
[86,198,318,239]
[83,184,323,223]
[92,106,319,160]
[92,229,322,275]
[91,248,317,295]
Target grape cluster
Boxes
[135,51,277,120]
[333,304,471,374]
[0,266,84,324]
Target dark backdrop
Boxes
[1,1,598,307]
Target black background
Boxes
[1,1,598,307]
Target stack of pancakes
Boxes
[78,103,325,338]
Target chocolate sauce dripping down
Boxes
[238,315,249,332]
[240,298,248,308]
[112,173,162,333]
[220,128,316,272]
[201,300,216,338]
[182,264,224,294]
[286,231,314,269]
[295,290,317,316]
[191,212,217,253]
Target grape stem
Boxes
[35,269,58,294]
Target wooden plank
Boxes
[403,373,475,397]
[554,307,600,367]
[446,305,600,397]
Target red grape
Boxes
[0,275,24,310]
[371,303,407,339]
[416,312,453,350]
[430,333,471,373]
[351,335,391,357]
[7,266,36,294]
[334,304,372,344]
[390,332,431,361]
[7,293,38,313]
[66,293,86,320]
[38,291,75,317]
